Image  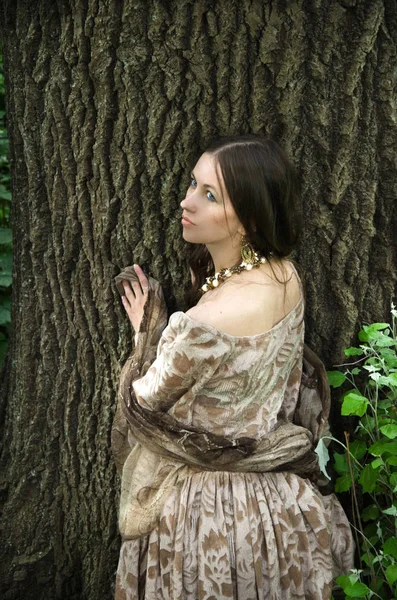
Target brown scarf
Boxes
[112,268,332,539]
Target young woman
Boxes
[112,134,354,599]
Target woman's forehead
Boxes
[195,153,228,200]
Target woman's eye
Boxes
[189,178,216,202]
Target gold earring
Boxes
[240,235,256,264]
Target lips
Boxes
[182,215,195,225]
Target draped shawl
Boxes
[112,267,333,540]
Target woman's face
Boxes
[180,152,244,245]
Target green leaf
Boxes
[341,392,369,417]
[383,536,397,559]
[367,323,391,331]
[386,456,397,466]
[390,472,397,489]
[374,334,396,347]
[359,463,379,493]
[361,504,379,521]
[387,373,397,387]
[371,457,383,469]
[379,398,394,410]
[380,424,397,439]
[0,305,10,325]
[369,440,397,456]
[0,227,11,244]
[336,573,361,588]
[335,575,353,589]
[351,367,361,375]
[0,273,12,287]
[360,325,395,347]
[361,415,376,433]
[377,375,397,387]
[344,582,371,597]
[344,347,364,356]
[379,350,397,369]
[383,505,397,516]
[349,440,367,460]
[327,370,346,387]
[386,564,397,586]
[335,473,352,493]
[314,438,331,480]
[0,188,11,201]
[333,452,348,475]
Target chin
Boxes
[182,230,199,242]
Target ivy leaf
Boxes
[361,415,376,432]
[386,564,397,586]
[379,398,394,410]
[364,323,391,333]
[369,440,397,457]
[371,457,383,469]
[314,438,331,480]
[359,464,379,493]
[380,349,397,369]
[349,440,367,460]
[344,347,364,356]
[344,582,371,597]
[341,392,369,417]
[361,504,379,521]
[335,575,353,589]
[383,536,397,559]
[389,472,397,489]
[327,370,346,387]
[351,367,361,375]
[333,452,348,475]
[377,375,397,388]
[389,372,397,385]
[335,473,352,493]
[383,505,397,516]
[374,334,395,348]
[380,424,397,439]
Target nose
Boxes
[180,194,196,212]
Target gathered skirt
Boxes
[115,470,354,600]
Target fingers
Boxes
[121,265,149,302]
[133,264,150,293]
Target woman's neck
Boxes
[205,241,241,273]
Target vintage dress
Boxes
[112,264,354,600]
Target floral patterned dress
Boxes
[114,264,354,599]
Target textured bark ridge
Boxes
[0,1,396,598]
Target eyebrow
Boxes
[191,171,219,195]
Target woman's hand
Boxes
[121,264,150,333]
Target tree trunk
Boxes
[0,0,396,598]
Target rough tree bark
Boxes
[0,0,396,598]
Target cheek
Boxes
[211,206,239,233]
[211,205,231,227]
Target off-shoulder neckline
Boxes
[170,294,303,341]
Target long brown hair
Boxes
[185,134,304,307]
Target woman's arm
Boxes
[112,267,168,473]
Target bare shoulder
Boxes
[186,259,302,337]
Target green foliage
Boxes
[318,303,397,599]
[0,49,11,366]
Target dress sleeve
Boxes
[132,313,234,412]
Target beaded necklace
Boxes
[200,252,268,293]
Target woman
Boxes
[112,134,354,599]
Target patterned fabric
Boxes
[113,263,354,599]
